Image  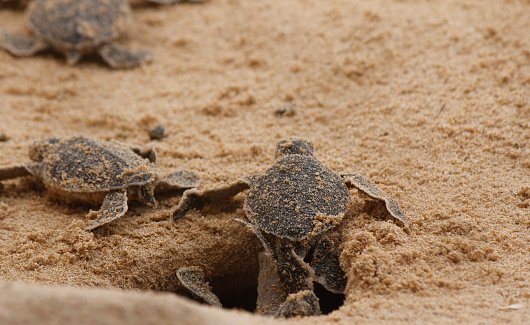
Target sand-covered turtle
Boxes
[0,0,153,68]
[172,138,408,317]
[0,136,200,230]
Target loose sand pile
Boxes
[0,0,529,323]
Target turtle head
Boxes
[29,137,61,162]
[275,138,314,159]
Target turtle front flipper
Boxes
[310,236,346,294]
[155,170,201,193]
[85,189,128,231]
[172,177,253,220]
[176,266,222,308]
[0,31,48,57]
[0,163,39,181]
[341,174,408,227]
[98,43,153,69]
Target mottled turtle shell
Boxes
[39,137,156,192]
[27,0,131,50]
[244,154,350,241]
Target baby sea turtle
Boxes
[0,136,200,231]
[0,0,152,68]
[172,138,408,317]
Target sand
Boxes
[0,0,529,323]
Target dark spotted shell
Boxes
[28,0,131,49]
[244,154,349,240]
[41,136,155,192]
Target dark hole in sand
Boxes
[217,284,258,312]
[179,271,345,316]
[314,282,346,315]
[155,196,345,316]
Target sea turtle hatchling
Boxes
[0,136,200,231]
[171,138,408,317]
[0,0,154,68]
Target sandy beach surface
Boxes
[0,0,529,324]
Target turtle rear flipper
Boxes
[342,173,408,227]
[98,43,152,69]
[176,266,222,307]
[85,189,128,231]
[0,31,48,56]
